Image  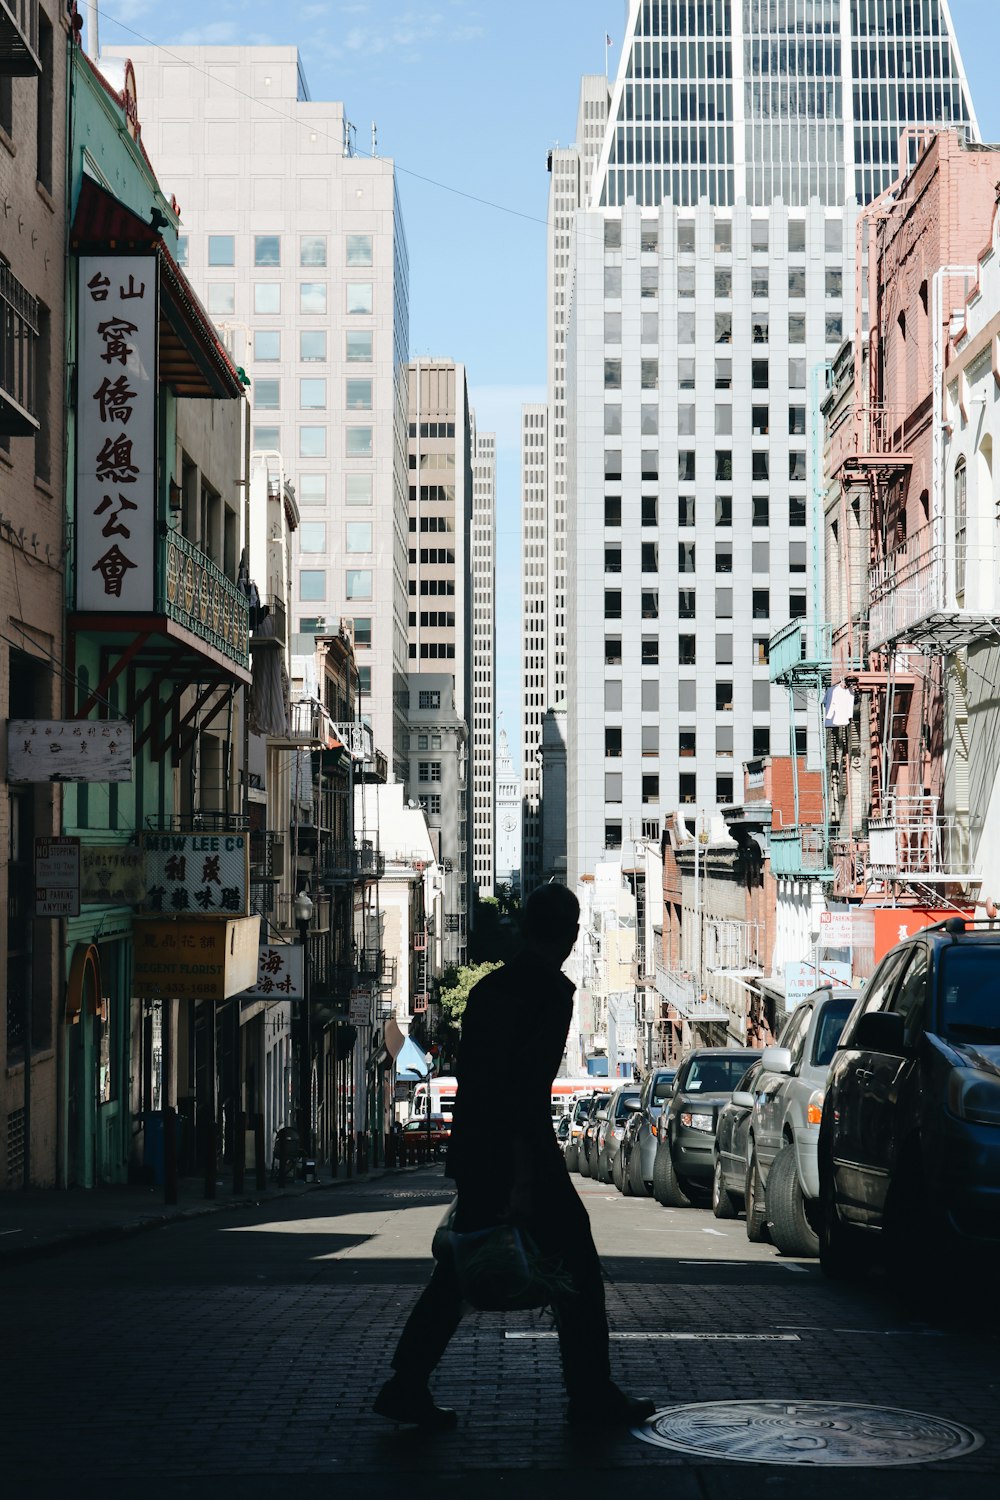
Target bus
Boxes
[550,1076,614,1117]
[410,1075,458,1123]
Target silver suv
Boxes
[744,988,856,1254]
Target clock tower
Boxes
[495,724,521,893]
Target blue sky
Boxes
[95,0,1000,775]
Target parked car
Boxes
[711,1058,766,1218]
[818,917,1000,1280]
[744,988,856,1252]
[566,1093,600,1173]
[554,1113,571,1146]
[579,1100,606,1178]
[596,1084,641,1184]
[401,1115,451,1155]
[652,1047,759,1206]
[619,1068,677,1196]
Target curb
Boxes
[0,1162,439,1267]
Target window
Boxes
[825,219,840,253]
[678,405,695,436]
[716,543,732,573]
[752,406,769,436]
[254,330,280,361]
[300,570,325,600]
[604,590,622,620]
[790,592,807,619]
[956,460,968,595]
[752,360,768,390]
[604,497,622,529]
[254,378,279,409]
[752,316,769,344]
[208,283,235,314]
[715,450,732,481]
[299,474,326,505]
[604,404,622,436]
[641,405,658,436]
[641,541,657,572]
[751,220,768,252]
[253,426,279,450]
[678,590,695,619]
[347,523,372,553]
[752,589,770,618]
[604,359,621,389]
[347,474,372,505]
[753,680,770,711]
[826,313,843,342]
[790,541,807,573]
[641,359,658,390]
[357,665,371,694]
[641,591,659,619]
[346,569,372,599]
[641,496,657,526]
[299,522,326,553]
[418,690,441,709]
[677,221,695,253]
[641,680,659,711]
[715,407,732,436]
[789,495,806,527]
[717,724,733,757]
[347,427,372,456]
[642,775,659,804]
[353,618,372,647]
[642,725,659,756]
[300,282,327,314]
[789,359,806,388]
[716,681,733,711]
[641,449,658,481]
[753,542,769,572]
[715,313,732,344]
[678,266,695,298]
[299,426,326,457]
[751,271,769,298]
[679,680,696,711]
[753,637,770,665]
[605,773,622,804]
[716,634,733,664]
[753,727,771,757]
[605,727,622,758]
[604,219,621,248]
[605,823,622,849]
[605,311,622,343]
[789,452,807,481]
[605,547,622,574]
[716,587,732,618]
[679,775,697,805]
[605,679,622,711]
[300,235,327,266]
[788,220,806,252]
[788,314,806,344]
[208,235,235,265]
[300,330,327,362]
[347,283,373,315]
[640,264,658,299]
[715,220,731,251]
[715,268,731,299]
[641,223,658,253]
[680,358,696,389]
[419,761,443,783]
[346,378,373,410]
[254,283,280,314]
[346,331,373,362]
[641,311,658,343]
[604,265,622,298]
[346,233,373,266]
[715,357,731,390]
[679,495,695,527]
[175,236,189,266]
[678,541,695,574]
[717,775,734,803]
[789,406,806,435]
[679,452,695,482]
[752,452,769,482]
[678,312,696,343]
[679,635,696,665]
[788,266,806,298]
[254,235,280,266]
[641,638,659,665]
[753,495,770,526]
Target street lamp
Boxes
[294,889,315,1177]
[424,1051,434,1160]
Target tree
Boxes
[438,960,503,1032]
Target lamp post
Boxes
[424,1051,434,1160]
[294,889,315,1174]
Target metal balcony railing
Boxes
[357,948,385,979]
[769,826,834,880]
[768,620,832,684]
[0,0,40,76]
[868,796,974,881]
[250,595,287,650]
[0,261,39,435]
[320,841,385,884]
[867,520,999,652]
[411,991,430,1014]
[653,964,729,1023]
[704,919,763,974]
[161,530,249,670]
[332,720,374,762]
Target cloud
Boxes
[175,21,241,44]
[331,7,481,61]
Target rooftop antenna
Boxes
[371,121,378,158]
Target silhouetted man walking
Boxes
[374,883,655,1430]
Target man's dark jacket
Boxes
[445,950,574,1194]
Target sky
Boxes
[93,0,1000,777]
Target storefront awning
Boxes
[71,175,245,401]
[395,1035,431,1082]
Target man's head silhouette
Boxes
[521,882,580,966]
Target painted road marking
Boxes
[505,1331,801,1342]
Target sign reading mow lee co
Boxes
[140,833,249,917]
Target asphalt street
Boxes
[3,1164,998,1498]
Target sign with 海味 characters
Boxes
[140,833,249,917]
[76,255,157,613]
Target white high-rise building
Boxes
[552,0,978,886]
[472,428,497,897]
[111,46,410,780]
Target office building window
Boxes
[716,776,734,803]
[418,690,441,709]
[642,496,657,526]
[353,617,372,647]
[716,587,733,618]
[346,331,373,362]
[347,522,372,553]
[753,637,770,665]
[357,666,371,694]
[642,725,659,755]
[790,592,807,619]
[347,283,373,314]
[253,426,279,450]
[254,330,280,361]
[300,378,326,409]
[679,635,696,665]
[715,495,732,526]
[300,330,327,362]
[605,679,622,711]
[716,544,732,574]
[300,570,325,600]
[604,591,622,620]
[419,762,443,783]
[715,450,732,480]
[752,452,769,482]
[605,638,622,665]
[679,358,696,389]
[716,635,733,665]
[299,523,326,553]
[347,474,372,505]
[605,773,623,803]
[679,680,696,712]
[604,359,621,389]
[753,727,771,758]
[753,494,770,526]
[717,725,733,757]
[641,541,657,572]
[752,589,770,619]
[300,235,327,266]
[605,408,622,437]
[678,542,695,573]
[207,283,235,314]
[346,234,373,266]
[679,451,695,482]
[346,427,372,456]
[605,311,622,343]
[641,680,659,711]
[678,590,695,619]
[254,283,280,313]
[641,638,658,665]
[346,379,373,410]
[300,282,327,314]
[642,775,659,804]
[605,823,622,849]
[679,495,695,527]
[299,426,326,457]
[716,681,733,711]
[605,727,622,758]
[605,547,622,574]
[299,474,326,505]
[175,236,189,266]
[254,379,279,409]
[679,775,696,805]
[208,235,234,265]
[254,235,280,266]
[604,496,622,527]
[604,265,622,297]
[346,569,372,599]
[788,266,806,297]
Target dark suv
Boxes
[652,1047,758,1207]
[819,917,1000,1278]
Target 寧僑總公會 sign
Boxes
[8,720,133,782]
[35,837,81,917]
[140,832,249,917]
[76,255,157,613]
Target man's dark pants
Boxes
[391,1171,612,1401]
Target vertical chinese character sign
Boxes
[76,256,157,612]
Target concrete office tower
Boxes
[110,46,410,780]
[522,76,610,892]
[561,0,978,886]
[472,428,497,898]
[495,726,522,892]
[404,673,469,968]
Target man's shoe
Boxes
[567,1385,656,1429]
[373,1376,458,1431]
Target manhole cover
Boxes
[634,1400,983,1466]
